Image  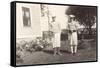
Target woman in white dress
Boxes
[68,15,79,54]
[51,16,62,56]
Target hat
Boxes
[69,14,75,18]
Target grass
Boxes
[16,39,97,65]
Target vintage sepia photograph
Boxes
[11,1,97,66]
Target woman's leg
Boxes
[73,32,78,54]
[71,45,74,54]
[53,47,57,56]
[74,45,77,53]
[70,34,74,54]
[57,47,62,55]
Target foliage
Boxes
[66,6,97,35]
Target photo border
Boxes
[10,1,98,67]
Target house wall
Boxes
[16,3,42,41]
[16,3,70,42]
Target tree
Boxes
[66,6,97,38]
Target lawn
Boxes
[16,39,97,66]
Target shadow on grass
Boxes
[60,50,71,54]
[43,50,54,54]
[43,50,71,54]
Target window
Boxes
[22,7,31,27]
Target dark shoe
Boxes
[72,52,76,56]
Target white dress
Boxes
[51,22,61,48]
[68,21,79,46]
